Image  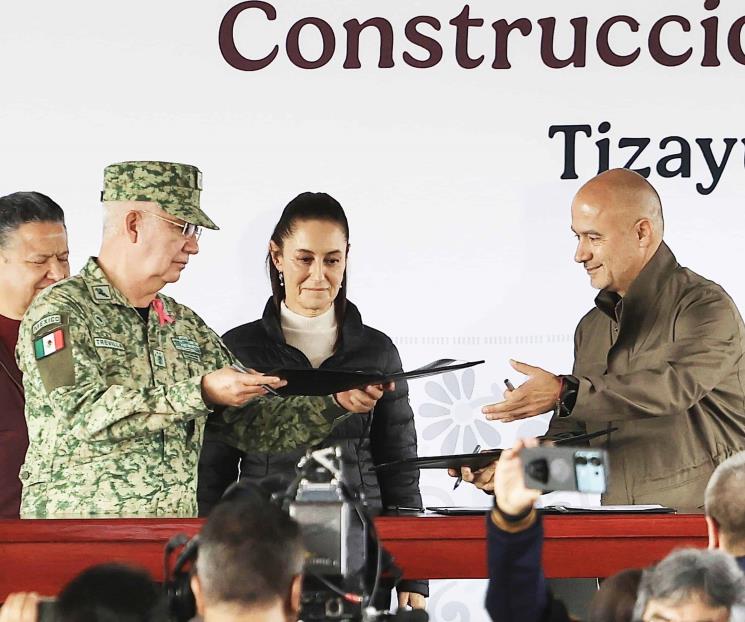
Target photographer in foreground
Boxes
[474,440,745,622]
[0,564,166,622]
[485,438,574,622]
[633,548,745,622]
[190,496,304,622]
[478,440,636,622]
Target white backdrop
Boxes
[2,1,744,619]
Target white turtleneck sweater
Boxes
[280,301,337,368]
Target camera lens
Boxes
[526,459,549,484]
[325,597,344,618]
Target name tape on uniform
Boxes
[94,338,126,352]
[172,336,202,362]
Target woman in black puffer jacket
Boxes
[197,191,427,607]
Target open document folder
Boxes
[539,504,674,514]
[265,358,485,396]
[423,505,675,516]
[372,428,618,472]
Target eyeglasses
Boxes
[138,211,202,240]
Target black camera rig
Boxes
[164,446,428,622]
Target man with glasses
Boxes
[16,161,349,518]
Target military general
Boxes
[482,169,745,508]
[17,161,349,518]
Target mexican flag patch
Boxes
[34,329,65,359]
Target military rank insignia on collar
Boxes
[34,329,65,360]
[92,285,112,301]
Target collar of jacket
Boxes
[594,241,678,325]
[81,256,173,316]
[260,297,366,351]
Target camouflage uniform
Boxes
[17,162,346,518]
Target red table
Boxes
[0,513,707,599]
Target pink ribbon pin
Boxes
[151,298,175,326]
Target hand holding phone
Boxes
[520,446,608,494]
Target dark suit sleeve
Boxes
[486,513,570,622]
[197,435,242,516]
[370,340,427,597]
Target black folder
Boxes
[266,358,484,396]
[372,428,618,472]
[539,505,675,514]
[425,505,675,516]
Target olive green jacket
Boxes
[550,243,745,508]
[17,258,345,518]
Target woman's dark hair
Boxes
[266,192,350,343]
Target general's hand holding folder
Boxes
[264,358,485,396]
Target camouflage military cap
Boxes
[101,161,218,230]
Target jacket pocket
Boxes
[632,462,714,509]
[632,456,713,496]
[94,340,134,387]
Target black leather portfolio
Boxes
[266,358,485,396]
[373,428,617,472]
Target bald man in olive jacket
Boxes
[483,169,745,508]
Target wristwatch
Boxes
[554,375,579,418]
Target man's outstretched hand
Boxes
[482,360,562,423]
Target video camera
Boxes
[287,446,371,620]
[164,446,427,622]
